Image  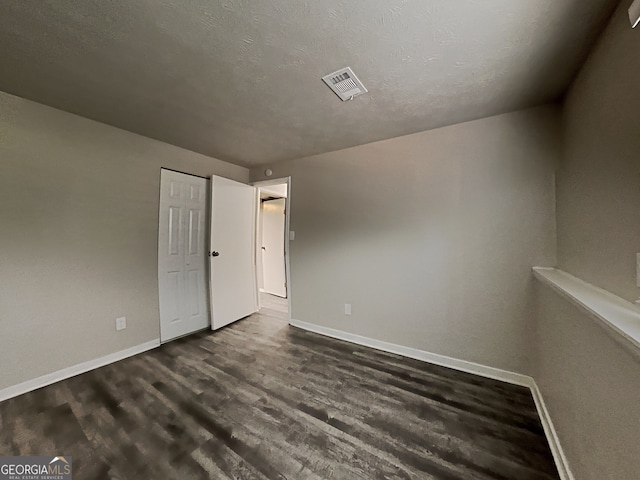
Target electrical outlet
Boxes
[344,303,352,316]
[116,316,127,331]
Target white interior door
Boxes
[262,198,287,297]
[209,176,258,330]
[158,170,209,342]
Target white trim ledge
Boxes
[0,339,160,402]
[533,267,640,356]
[290,318,574,480]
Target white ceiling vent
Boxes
[322,67,368,101]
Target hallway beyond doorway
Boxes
[259,292,288,317]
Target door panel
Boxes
[209,176,258,330]
[168,207,182,255]
[184,175,208,332]
[262,198,287,297]
[159,170,209,342]
[188,209,200,255]
[186,269,200,315]
[165,271,181,323]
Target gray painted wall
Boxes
[535,3,640,478]
[534,285,640,480]
[557,1,640,303]
[0,92,248,390]
[251,106,559,374]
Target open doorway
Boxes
[252,178,291,320]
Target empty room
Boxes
[1,0,639,479]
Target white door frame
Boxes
[252,177,292,322]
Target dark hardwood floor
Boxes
[0,294,559,479]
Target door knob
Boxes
[211,251,220,257]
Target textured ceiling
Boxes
[0,0,619,167]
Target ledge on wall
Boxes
[533,267,640,358]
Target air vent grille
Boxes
[322,67,367,101]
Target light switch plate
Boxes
[116,316,127,331]
[289,231,295,241]
[344,303,352,315]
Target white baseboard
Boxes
[290,318,574,480]
[0,339,160,402]
[528,380,575,480]
[289,319,530,385]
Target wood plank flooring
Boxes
[0,294,560,479]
